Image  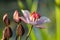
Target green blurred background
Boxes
[0,0,59,40]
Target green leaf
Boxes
[26,0,33,9]
[30,0,38,12]
[18,0,25,9]
[55,4,60,40]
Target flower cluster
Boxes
[13,10,51,40]
[13,10,51,28]
[2,10,51,40]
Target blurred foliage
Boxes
[0,0,58,40]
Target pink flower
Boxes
[19,10,51,28]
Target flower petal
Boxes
[29,21,37,25]
[21,10,30,18]
[34,24,46,28]
[37,16,51,24]
[19,17,29,23]
[19,16,37,25]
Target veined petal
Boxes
[37,16,51,24]
[21,10,30,18]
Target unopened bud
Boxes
[13,10,21,23]
[3,13,10,26]
[1,38,7,40]
[16,24,25,36]
[2,27,12,39]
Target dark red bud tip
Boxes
[3,13,10,26]
[13,10,21,23]
[16,24,25,36]
[34,13,41,18]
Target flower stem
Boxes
[16,36,21,40]
[16,36,18,40]
[7,38,9,40]
[25,25,33,40]
[18,36,21,40]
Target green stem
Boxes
[16,36,21,40]
[18,36,21,40]
[25,25,33,40]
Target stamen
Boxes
[30,12,41,22]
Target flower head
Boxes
[19,10,51,28]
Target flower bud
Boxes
[13,10,21,23]
[2,27,12,39]
[16,24,25,36]
[3,13,10,26]
[1,37,7,40]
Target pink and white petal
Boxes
[34,25,46,29]
[37,16,51,24]
[26,18,31,23]
[21,10,30,18]
[40,16,51,23]
[19,16,30,24]
[29,21,37,25]
[19,16,37,25]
